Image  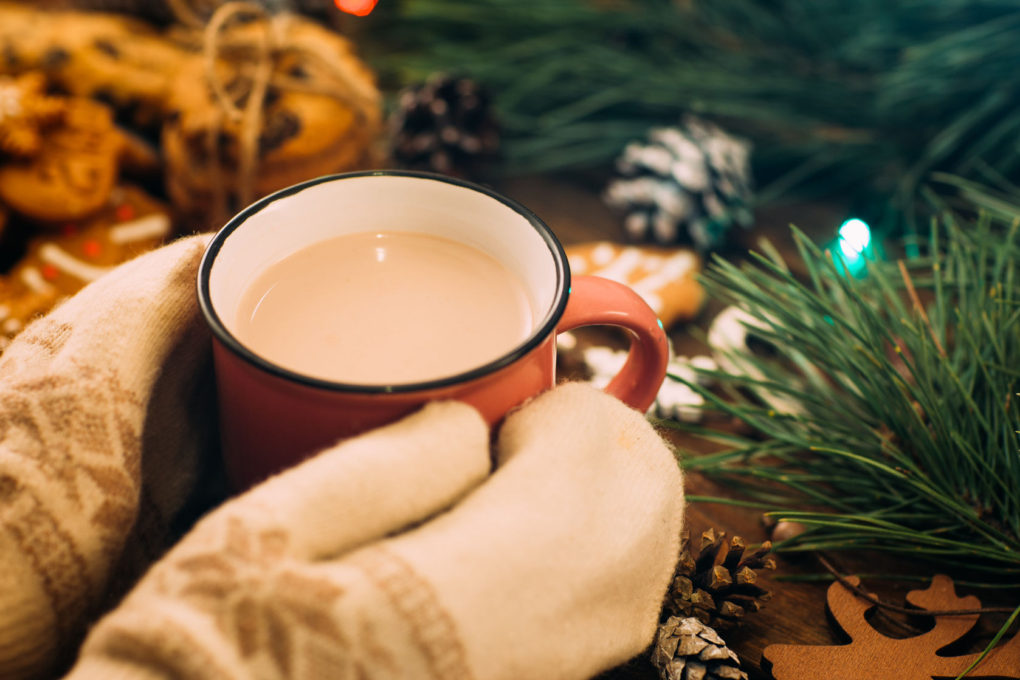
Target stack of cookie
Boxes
[0,2,383,348]
[0,2,381,221]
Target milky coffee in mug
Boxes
[233,230,534,385]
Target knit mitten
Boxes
[383,383,686,679]
[66,383,684,680]
[0,234,217,678]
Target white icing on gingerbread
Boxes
[640,292,663,314]
[109,214,171,244]
[39,244,111,282]
[591,247,643,284]
[568,254,588,274]
[585,345,627,390]
[2,318,21,335]
[654,380,703,422]
[633,252,696,295]
[708,305,806,415]
[581,340,716,421]
[576,246,698,313]
[21,267,56,295]
[591,243,615,266]
[570,242,702,322]
[631,252,696,313]
[556,331,577,351]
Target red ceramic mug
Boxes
[198,171,669,490]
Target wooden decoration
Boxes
[763,575,1020,679]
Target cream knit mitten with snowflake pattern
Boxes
[0,234,216,679]
[66,382,684,680]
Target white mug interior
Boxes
[207,173,563,376]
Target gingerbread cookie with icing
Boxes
[0,96,122,221]
[0,184,172,348]
[565,241,705,328]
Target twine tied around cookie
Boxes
[166,0,379,219]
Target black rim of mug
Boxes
[196,169,571,394]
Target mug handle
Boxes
[556,275,670,412]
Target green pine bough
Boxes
[361,0,1020,234]
[667,179,1020,586]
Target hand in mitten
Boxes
[0,235,218,679]
[67,383,684,680]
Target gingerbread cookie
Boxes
[0,184,172,348]
[0,96,121,221]
[565,241,705,328]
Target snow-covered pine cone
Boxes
[605,116,753,251]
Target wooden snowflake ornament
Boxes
[763,575,1020,679]
[0,73,65,158]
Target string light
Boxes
[838,218,872,257]
[334,0,378,16]
[832,217,874,277]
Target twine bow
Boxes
[165,0,378,218]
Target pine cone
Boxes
[389,74,500,178]
[604,115,752,251]
[664,529,775,631]
[652,616,748,680]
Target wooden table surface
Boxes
[492,175,1014,680]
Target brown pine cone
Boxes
[664,529,775,631]
[652,616,748,680]
[389,74,500,179]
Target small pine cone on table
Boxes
[652,616,748,680]
[389,74,500,178]
[664,528,775,632]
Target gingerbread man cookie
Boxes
[565,241,705,328]
[0,96,121,221]
[0,184,172,348]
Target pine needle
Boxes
[674,182,1020,586]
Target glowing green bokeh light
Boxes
[838,218,872,258]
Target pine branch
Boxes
[674,183,1020,585]
[358,0,1020,233]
